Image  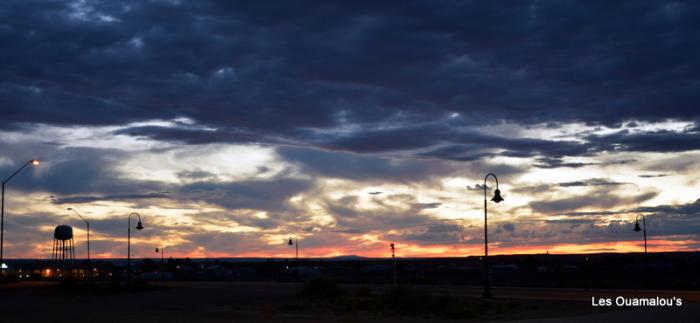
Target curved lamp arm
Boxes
[67,208,88,225]
[129,212,143,230]
[3,160,40,184]
[635,214,646,224]
[484,173,503,203]
[634,214,647,232]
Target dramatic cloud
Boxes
[1,0,699,257]
[529,190,659,214]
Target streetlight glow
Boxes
[1,159,41,266]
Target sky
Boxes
[1,0,700,259]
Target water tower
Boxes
[52,225,75,262]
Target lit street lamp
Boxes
[633,214,647,254]
[127,212,143,283]
[1,159,40,267]
[67,208,90,262]
[481,173,504,299]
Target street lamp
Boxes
[633,214,647,254]
[481,173,504,299]
[1,159,40,267]
[127,212,143,283]
[67,208,90,262]
[390,242,397,287]
[288,233,299,263]
[155,246,164,280]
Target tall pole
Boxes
[156,246,164,281]
[643,217,647,254]
[68,208,90,262]
[391,243,397,287]
[127,212,143,284]
[289,233,299,263]
[482,173,502,299]
[161,246,164,281]
[288,233,300,281]
[483,189,490,298]
[635,214,647,254]
[1,182,5,267]
[128,215,131,283]
[0,160,39,267]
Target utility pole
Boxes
[391,243,397,287]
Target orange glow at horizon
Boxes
[5,239,698,259]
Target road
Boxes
[0,281,698,322]
[403,284,700,303]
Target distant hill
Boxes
[327,255,367,261]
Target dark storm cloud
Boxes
[557,178,627,187]
[483,219,641,248]
[569,198,700,244]
[113,126,272,145]
[2,0,700,157]
[277,146,458,182]
[532,157,596,169]
[586,129,700,153]
[323,123,592,158]
[278,145,529,183]
[638,173,670,178]
[635,197,700,216]
[175,169,218,181]
[402,222,466,243]
[0,146,162,196]
[180,178,313,211]
[323,193,442,233]
[559,210,628,217]
[529,190,658,214]
[1,144,311,217]
[51,192,169,204]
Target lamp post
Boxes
[127,212,143,284]
[633,214,647,254]
[390,242,397,287]
[288,234,299,263]
[481,173,504,299]
[1,159,40,267]
[67,208,90,262]
[155,246,164,280]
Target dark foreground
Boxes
[0,281,698,322]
